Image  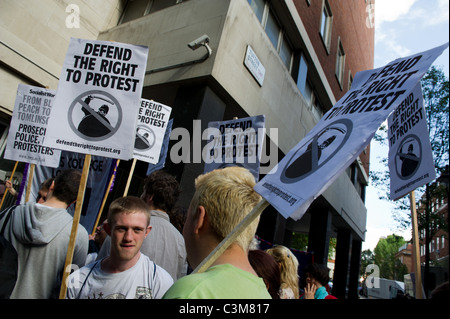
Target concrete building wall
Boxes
[98,0,228,86]
[0,0,124,115]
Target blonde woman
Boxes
[266,245,299,299]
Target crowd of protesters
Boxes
[0,166,335,299]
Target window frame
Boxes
[265,9,282,50]
[248,0,266,24]
[279,34,294,72]
[335,37,346,90]
[248,0,294,72]
[311,92,324,122]
[295,52,309,96]
[319,0,333,53]
[348,71,353,91]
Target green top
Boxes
[163,264,272,299]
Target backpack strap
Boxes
[76,259,102,299]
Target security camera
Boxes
[188,35,210,50]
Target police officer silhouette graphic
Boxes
[284,135,337,178]
[134,126,155,151]
[77,95,112,137]
[68,90,122,141]
[280,119,353,183]
[396,135,421,179]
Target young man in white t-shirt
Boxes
[66,196,173,299]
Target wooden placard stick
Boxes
[59,154,91,299]
[123,158,137,196]
[409,191,423,299]
[25,164,35,202]
[193,199,269,274]
[91,159,120,235]
[0,161,19,210]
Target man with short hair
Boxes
[97,170,187,281]
[0,169,89,299]
[67,196,173,299]
[139,170,187,280]
[163,167,271,299]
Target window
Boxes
[265,11,281,49]
[320,0,333,51]
[311,94,323,122]
[360,183,366,202]
[335,38,345,89]
[120,1,148,24]
[147,0,182,14]
[296,53,308,96]
[279,35,293,71]
[303,81,313,105]
[120,0,184,24]
[248,0,265,23]
[293,54,323,119]
[349,73,353,89]
[248,0,293,71]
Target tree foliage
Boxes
[360,249,375,279]
[421,66,449,169]
[374,234,408,280]
[290,232,337,259]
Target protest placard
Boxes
[388,83,436,200]
[254,42,448,221]
[4,84,61,167]
[43,38,148,160]
[203,115,265,181]
[133,99,172,164]
[146,119,173,175]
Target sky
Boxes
[362,0,449,251]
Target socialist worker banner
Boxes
[4,84,61,167]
